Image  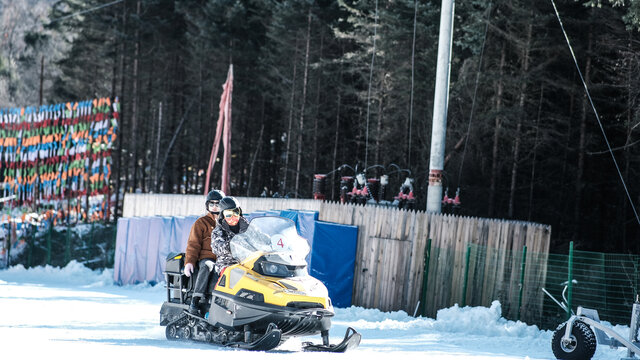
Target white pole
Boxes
[427,0,455,213]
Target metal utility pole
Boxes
[426,0,455,213]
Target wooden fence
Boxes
[318,202,551,322]
[122,194,551,323]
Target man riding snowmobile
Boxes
[184,189,224,315]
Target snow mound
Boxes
[1,261,113,286]
[435,300,542,337]
[336,300,545,339]
[0,261,163,289]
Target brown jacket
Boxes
[185,213,217,266]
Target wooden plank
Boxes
[378,207,394,310]
[379,238,393,311]
[394,210,407,313]
[358,236,372,306]
[437,215,453,309]
[426,215,439,317]
[358,206,371,307]
[414,212,428,310]
[408,212,427,313]
[400,235,414,311]
[403,211,420,311]
[373,236,387,309]
[352,206,369,306]
[522,225,551,324]
[505,223,524,318]
[492,221,509,306]
[392,239,407,310]
[482,220,500,304]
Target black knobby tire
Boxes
[551,320,596,360]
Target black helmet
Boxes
[218,196,242,216]
[205,190,225,212]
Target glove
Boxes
[184,263,194,277]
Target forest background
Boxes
[2,0,640,254]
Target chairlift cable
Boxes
[364,0,379,170]
[408,0,418,169]
[457,2,492,185]
[48,0,125,25]
[550,0,640,226]
[3,0,125,36]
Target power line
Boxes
[550,0,640,226]
[364,0,378,171]
[457,1,492,184]
[48,0,124,25]
[407,0,417,169]
[2,0,124,37]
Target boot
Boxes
[188,296,200,315]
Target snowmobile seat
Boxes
[164,252,196,304]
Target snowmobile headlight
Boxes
[260,261,290,277]
[257,260,307,278]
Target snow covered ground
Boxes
[0,262,628,360]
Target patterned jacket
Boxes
[211,216,249,274]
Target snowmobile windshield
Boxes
[230,216,310,265]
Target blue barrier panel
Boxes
[292,210,318,243]
[115,215,200,284]
[123,217,148,284]
[155,216,175,278]
[245,211,267,221]
[278,209,298,223]
[310,221,358,308]
[169,216,199,255]
[146,216,170,283]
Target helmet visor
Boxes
[222,209,240,218]
[207,200,220,212]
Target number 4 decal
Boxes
[277,238,284,248]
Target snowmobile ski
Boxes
[302,327,361,352]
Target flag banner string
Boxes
[0,97,119,223]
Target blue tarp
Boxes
[310,221,358,308]
[114,211,358,307]
[114,215,198,285]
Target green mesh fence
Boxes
[2,222,117,270]
[433,242,640,330]
[543,250,639,329]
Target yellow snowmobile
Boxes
[160,216,361,352]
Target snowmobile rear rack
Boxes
[302,327,361,353]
